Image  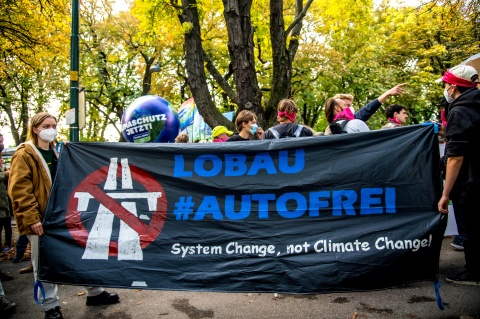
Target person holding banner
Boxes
[226,110,264,142]
[8,112,120,319]
[438,96,465,251]
[263,99,313,139]
[437,65,480,286]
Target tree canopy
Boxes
[0,0,478,144]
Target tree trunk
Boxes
[19,85,29,144]
[222,0,263,122]
[267,0,311,126]
[268,0,291,125]
[178,0,234,130]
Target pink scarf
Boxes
[278,111,296,123]
[213,137,229,142]
[333,107,355,121]
[441,109,447,127]
[388,118,401,125]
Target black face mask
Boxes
[0,143,4,153]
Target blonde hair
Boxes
[28,112,57,148]
[333,94,354,101]
[277,99,299,123]
[277,99,298,113]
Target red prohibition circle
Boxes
[66,164,167,256]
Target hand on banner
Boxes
[31,222,44,236]
[437,195,449,214]
[437,123,446,138]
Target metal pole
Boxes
[69,0,80,142]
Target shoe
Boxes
[12,256,22,263]
[0,296,16,312]
[19,263,33,274]
[44,306,63,319]
[446,271,480,286]
[2,245,11,253]
[86,291,120,306]
[0,271,14,281]
[450,237,464,251]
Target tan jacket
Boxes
[8,141,58,235]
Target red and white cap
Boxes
[436,65,478,88]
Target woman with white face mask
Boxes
[8,112,119,319]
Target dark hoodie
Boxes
[445,86,480,185]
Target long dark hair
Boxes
[325,98,341,124]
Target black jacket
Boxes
[263,123,313,139]
[445,87,480,185]
[226,134,250,142]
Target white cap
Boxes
[436,65,478,87]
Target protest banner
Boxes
[40,124,445,293]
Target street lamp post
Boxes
[150,63,161,73]
[69,0,80,142]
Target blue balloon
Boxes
[122,95,180,143]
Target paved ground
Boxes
[1,237,479,319]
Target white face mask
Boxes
[349,106,355,114]
[249,123,258,135]
[39,128,57,143]
[443,87,455,104]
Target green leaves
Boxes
[1,0,478,143]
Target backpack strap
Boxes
[329,120,350,134]
[294,124,304,137]
[338,120,349,133]
[268,127,281,139]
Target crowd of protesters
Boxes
[153,65,479,288]
[1,63,479,316]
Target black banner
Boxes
[40,124,446,293]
